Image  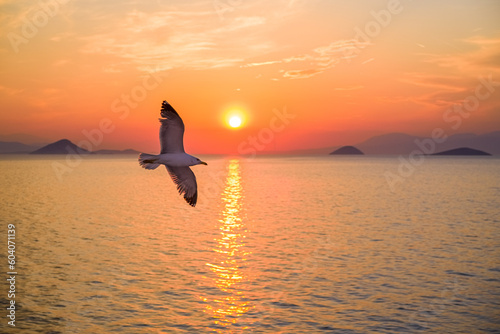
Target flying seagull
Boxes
[139,101,207,207]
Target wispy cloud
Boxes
[0,1,43,31]
[422,35,500,73]
[395,35,500,108]
[243,60,283,67]
[80,8,259,71]
[283,68,323,79]
[397,72,477,108]
[399,73,466,92]
[0,0,74,34]
[243,38,371,79]
[77,1,307,73]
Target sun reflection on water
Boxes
[204,159,251,332]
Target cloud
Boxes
[422,35,500,73]
[283,68,323,79]
[0,0,74,34]
[0,1,41,30]
[395,35,500,108]
[80,8,257,71]
[77,1,306,73]
[243,38,371,79]
[242,60,283,67]
[399,73,466,92]
[397,72,480,108]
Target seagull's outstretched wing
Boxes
[159,101,185,154]
[166,166,198,207]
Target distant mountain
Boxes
[330,146,364,155]
[447,131,500,155]
[291,131,500,156]
[431,147,491,156]
[0,133,48,145]
[355,131,500,155]
[285,146,336,155]
[2,130,499,156]
[29,139,139,154]
[0,141,42,154]
[30,139,91,154]
[93,148,140,154]
[356,133,422,155]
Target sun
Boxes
[228,116,242,128]
[223,106,247,129]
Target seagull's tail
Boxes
[138,153,161,170]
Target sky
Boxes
[0,0,499,154]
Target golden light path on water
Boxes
[204,159,251,332]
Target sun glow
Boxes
[228,116,242,128]
[225,108,247,129]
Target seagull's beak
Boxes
[200,161,208,165]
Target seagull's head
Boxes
[192,156,207,166]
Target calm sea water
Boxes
[1,155,499,333]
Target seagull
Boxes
[139,100,207,207]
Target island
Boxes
[30,139,91,154]
[29,139,140,155]
[431,147,491,156]
[329,146,364,155]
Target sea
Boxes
[1,155,499,333]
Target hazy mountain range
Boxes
[291,131,500,155]
[0,131,499,155]
[0,141,42,154]
[0,133,48,145]
[355,131,500,155]
[1,138,139,155]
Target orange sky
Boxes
[1,0,499,154]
